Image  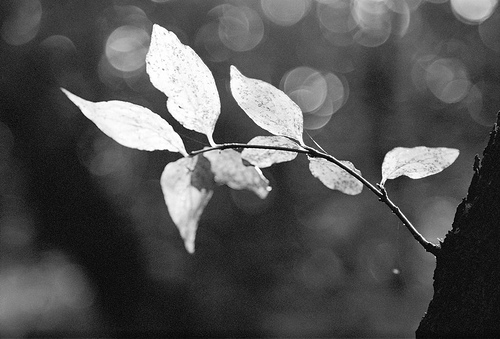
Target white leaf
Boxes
[161,155,214,253]
[203,149,271,199]
[308,157,363,195]
[241,136,301,168]
[146,24,220,145]
[380,146,459,185]
[230,66,304,144]
[61,88,187,155]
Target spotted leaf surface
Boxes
[146,24,220,145]
[230,66,304,144]
[380,146,459,186]
[241,136,301,168]
[61,88,187,155]
[308,157,363,195]
[161,155,214,253]
[203,149,271,199]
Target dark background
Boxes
[1,0,499,337]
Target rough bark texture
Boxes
[417,114,500,337]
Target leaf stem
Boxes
[189,142,440,256]
[376,184,440,256]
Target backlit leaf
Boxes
[146,24,220,145]
[203,149,271,199]
[308,156,363,195]
[380,146,459,186]
[241,136,301,168]
[61,88,187,155]
[230,66,304,144]
[160,155,214,253]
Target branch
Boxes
[189,142,441,256]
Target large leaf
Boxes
[230,66,304,144]
[146,24,220,145]
[161,155,214,253]
[61,88,187,155]
[241,136,301,168]
[308,156,363,195]
[203,149,271,199]
[380,146,459,186]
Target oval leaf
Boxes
[61,88,187,155]
[230,66,304,144]
[308,156,363,195]
[146,24,220,144]
[241,136,301,168]
[380,146,460,185]
[203,149,271,199]
[161,155,214,253]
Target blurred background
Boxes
[1,0,499,337]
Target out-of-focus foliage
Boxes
[1,0,499,337]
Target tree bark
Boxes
[417,114,500,337]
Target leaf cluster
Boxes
[61,24,459,254]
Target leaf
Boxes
[241,136,301,168]
[308,156,363,195]
[203,149,271,199]
[380,146,460,185]
[146,24,220,145]
[230,66,304,144]
[61,88,187,155]
[160,155,214,253]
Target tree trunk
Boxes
[417,113,500,337]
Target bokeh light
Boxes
[281,67,347,130]
[105,25,150,73]
[450,0,498,24]
[96,6,152,91]
[260,0,312,26]
[216,4,265,52]
[195,22,231,62]
[351,0,392,47]
[424,58,471,104]
[1,0,42,46]
[317,0,355,35]
[39,35,76,58]
[478,9,500,52]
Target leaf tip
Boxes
[185,241,195,254]
[230,65,241,78]
[60,87,74,100]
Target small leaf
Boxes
[230,66,304,144]
[308,156,363,195]
[160,155,214,253]
[146,24,220,145]
[61,88,187,155]
[241,136,301,168]
[380,146,459,185]
[203,149,271,199]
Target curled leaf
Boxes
[61,88,187,155]
[161,155,214,253]
[203,149,271,199]
[308,156,363,195]
[230,66,304,144]
[146,24,220,144]
[380,146,459,185]
[241,136,301,168]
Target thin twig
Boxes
[189,142,440,256]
